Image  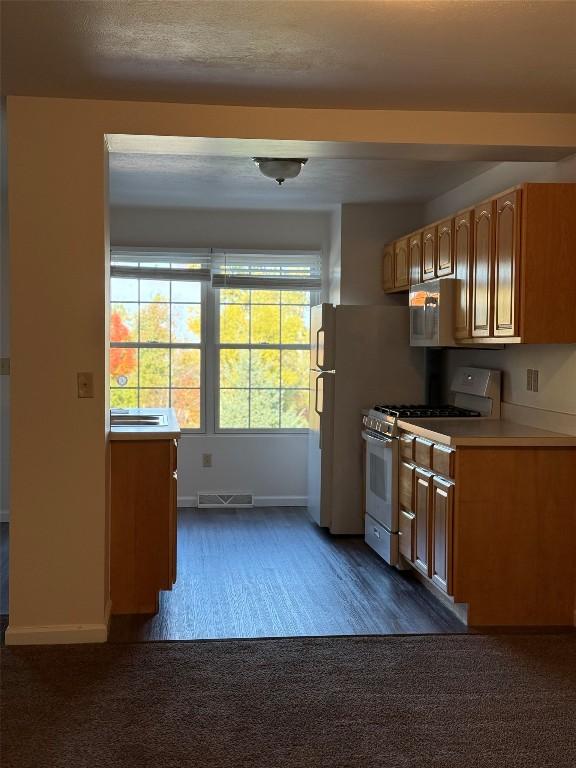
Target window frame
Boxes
[109,274,208,434]
[213,287,319,435]
[109,248,321,435]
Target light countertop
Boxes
[109,408,181,441]
[395,417,576,447]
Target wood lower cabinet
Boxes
[431,477,454,594]
[414,468,433,577]
[399,508,415,562]
[398,429,576,626]
[399,460,415,511]
[111,438,178,614]
[414,437,433,469]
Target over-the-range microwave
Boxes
[409,278,456,347]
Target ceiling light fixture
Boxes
[253,157,308,186]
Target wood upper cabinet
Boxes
[471,201,494,337]
[453,209,473,340]
[380,183,576,343]
[409,231,423,286]
[394,237,410,290]
[436,218,455,277]
[493,190,521,337]
[382,243,395,291]
[422,226,437,281]
[414,468,433,577]
[431,477,454,595]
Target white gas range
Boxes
[361,367,501,567]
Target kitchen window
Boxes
[109,251,209,431]
[110,249,321,433]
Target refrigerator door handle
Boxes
[314,373,325,450]
[314,374,323,417]
[316,328,324,369]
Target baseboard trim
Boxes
[5,605,111,646]
[0,509,9,522]
[178,495,307,508]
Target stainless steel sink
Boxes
[110,413,168,427]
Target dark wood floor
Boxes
[109,507,466,641]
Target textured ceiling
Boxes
[109,152,498,208]
[3,0,576,112]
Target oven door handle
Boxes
[361,430,394,445]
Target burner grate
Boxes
[374,404,481,418]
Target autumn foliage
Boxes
[110,312,136,378]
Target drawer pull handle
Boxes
[373,527,380,538]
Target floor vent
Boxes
[197,492,254,508]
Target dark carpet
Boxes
[2,634,576,767]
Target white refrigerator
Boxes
[308,303,426,534]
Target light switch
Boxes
[77,372,94,398]
[0,358,9,376]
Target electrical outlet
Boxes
[77,372,94,398]
[202,453,212,468]
[532,369,539,393]
[526,368,533,391]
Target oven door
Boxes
[362,430,399,533]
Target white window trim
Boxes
[110,248,321,436]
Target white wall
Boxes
[339,202,424,305]
[110,205,330,505]
[110,206,331,252]
[0,97,9,521]
[426,156,576,436]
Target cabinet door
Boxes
[382,243,395,291]
[422,227,437,281]
[409,232,422,286]
[169,439,178,585]
[399,460,415,511]
[394,237,410,290]
[414,469,433,577]
[431,477,454,594]
[436,218,455,277]
[453,209,473,339]
[494,190,521,337]
[399,509,415,562]
[472,201,494,337]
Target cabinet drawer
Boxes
[400,433,415,461]
[365,514,398,565]
[432,444,455,478]
[399,461,415,511]
[414,438,434,469]
[399,508,415,562]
